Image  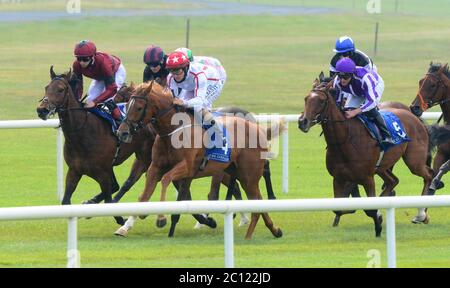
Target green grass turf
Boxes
[0,1,449,267]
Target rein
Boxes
[311,88,351,146]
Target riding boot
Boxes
[202,109,225,148]
[105,99,124,123]
[373,112,394,145]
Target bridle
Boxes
[122,89,176,136]
[310,88,346,125]
[39,76,70,116]
[39,76,87,131]
[417,72,449,111]
[309,87,350,146]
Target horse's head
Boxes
[298,73,334,132]
[410,62,450,117]
[114,82,136,103]
[117,81,173,143]
[37,66,73,120]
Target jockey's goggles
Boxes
[148,62,161,68]
[169,68,184,75]
[337,73,352,80]
[77,56,92,63]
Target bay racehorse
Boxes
[410,62,450,191]
[298,76,434,236]
[114,81,283,239]
[36,66,155,225]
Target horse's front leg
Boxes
[153,160,190,225]
[62,168,82,205]
[114,163,163,237]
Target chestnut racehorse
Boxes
[114,81,283,239]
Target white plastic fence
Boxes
[0,112,442,200]
[0,196,450,268]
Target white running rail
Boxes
[0,196,449,268]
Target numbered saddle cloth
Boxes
[203,112,231,163]
[357,110,411,151]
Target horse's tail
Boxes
[427,124,450,152]
[265,119,286,141]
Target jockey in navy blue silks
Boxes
[329,36,376,78]
[332,58,395,146]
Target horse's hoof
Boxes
[390,190,396,196]
[274,228,283,238]
[423,215,430,224]
[239,217,250,227]
[114,227,128,237]
[412,214,429,224]
[206,217,217,229]
[82,199,96,205]
[156,217,167,228]
[332,216,340,227]
[194,222,204,229]
[436,180,445,190]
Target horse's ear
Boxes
[312,78,319,88]
[65,68,72,80]
[438,64,448,73]
[325,80,334,90]
[430,61,433,67]
[319,71,325,82]
[50,65,57,79]
[130,81,135,89]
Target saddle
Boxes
[357,110,411,152]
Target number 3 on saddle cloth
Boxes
[88,102,127,134]
[357,111,411,152]
[202,111,231,165]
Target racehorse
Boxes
[36,66,155,225]
[410,62,450,190]
[298,75,434,236]
[111,83,278,228]
[114,81,283,239]
[427,124,450,193]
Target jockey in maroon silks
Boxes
[72,40,126,121]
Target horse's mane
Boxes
[428,63,450,79]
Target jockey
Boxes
[166,51,225,146]
[72,40,126,121]
[175,47,227,85]
[332,58,394,145]
[143,45,169,86]
[330,36,376,77]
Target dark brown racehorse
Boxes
[298,76,434,236]
[114,81,283,239]
[36,67,155,225]
[427,125,450,193]
[410,62,450,191]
